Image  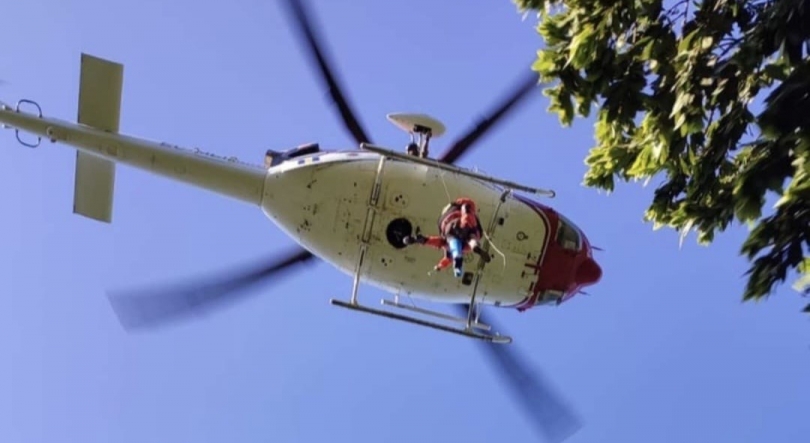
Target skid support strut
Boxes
[329,153,513,344]
[464,189,512,330]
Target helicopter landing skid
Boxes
[328,154,512,344]
[329,298,512,344]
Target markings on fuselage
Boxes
[513,194,553,306]
[297,218,311,233]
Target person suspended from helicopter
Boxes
[403,197,492,277]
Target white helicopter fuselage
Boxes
[261,149,552,307]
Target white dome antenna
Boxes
[386,113,446,158]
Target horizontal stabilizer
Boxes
[72,53,123,223]
[74,152,116,222]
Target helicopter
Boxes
[0,0,602,441]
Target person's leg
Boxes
[446,236,464,277]
[467,237,491,263]
[423,236,446,248]
[404,234,445,250]
[435,255,453,271]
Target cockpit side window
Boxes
[555,214,582,252]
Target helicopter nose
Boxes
[575,256,602,288]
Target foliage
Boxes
[512,0,810,312]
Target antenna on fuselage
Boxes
[386,113,446,159]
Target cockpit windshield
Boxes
[555,214,582,252]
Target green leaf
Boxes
[794,273,810,293]
[639,36,656,61]
[734,195,764,223]
[678,30,699,53]
[568,23,597,69]
[701,36,714,50]
[763,63,789,82]
[796,257,810,294]
[532,50,558,75]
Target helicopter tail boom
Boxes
[0,54,268,218]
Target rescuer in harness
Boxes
[404,197,492,277]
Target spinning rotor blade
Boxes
[108,248,315,331]
[281,0,372,146]
[437,70,539,165]
[453,305,582,442]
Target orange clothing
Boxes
[423,197,483,272]
[438,197,482,240]
[418,235,474,271]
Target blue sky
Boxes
[2,0,808,442]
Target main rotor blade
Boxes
[108,248,315,331]
[437,70,539,165]
[453,305,582,442]
[281,0,372,146]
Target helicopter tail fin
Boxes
[72,53,123,224]
[0,81,11,126]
